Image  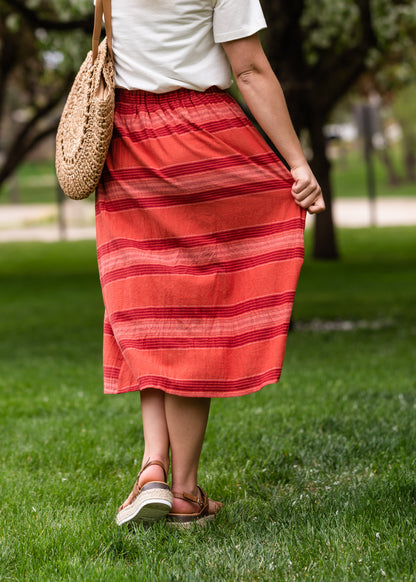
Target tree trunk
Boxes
[376,147,401,186]
[308,116,339,260]
[403,134,416,182]
[404,150,416,182]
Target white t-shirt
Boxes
[106,0,267,92]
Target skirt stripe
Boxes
[109,292,296,321]
[112,115,253,142]
[97,178,292,211]
[102,152,290,182]
[96,87,305,398]
[102,368,282,397]
[100,248,304,286]
[97,217,303,258]
[114,324,289,351]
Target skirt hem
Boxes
[103,368,282,398]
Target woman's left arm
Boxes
[222,34,325,215]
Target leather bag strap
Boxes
[92,0,113,62]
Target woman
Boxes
[95,0,325,527]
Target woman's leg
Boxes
[119,388,169,510]
[119,390,219,516]
[165,394,212,513]
[139,388,170,483]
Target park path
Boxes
[0,196,415,242]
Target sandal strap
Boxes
[171,486,208,512]
[138,458,168,483]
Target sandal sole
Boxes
[116,488,173,526]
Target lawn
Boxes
[0,160,59,205]
[0,227,415,581]
[331,148,416,199]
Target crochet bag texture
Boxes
[56,0,114,200]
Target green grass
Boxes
[331,147,416,198]
[0,160,59,204]
[1,227,416,581]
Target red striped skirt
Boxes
[95,87,305,398]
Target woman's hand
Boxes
[291,165,326,215]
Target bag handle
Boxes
[92,0,113,62]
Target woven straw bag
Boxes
[56,0,114,200]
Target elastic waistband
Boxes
[115,86,229,110]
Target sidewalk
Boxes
[0,196,416,242]
[0,200,96,242]
[317,196,416,228]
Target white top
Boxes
[106,0,267,92]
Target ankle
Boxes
[171,496,200,514]
[171,473,198,496]
[142,453,169,470]
[138,457,169,487]
[172,483,199,498]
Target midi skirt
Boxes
[95,87,305,398]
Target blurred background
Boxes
[0,0,416,249]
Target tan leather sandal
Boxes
[166,485,222,527]
[116,459,173,526]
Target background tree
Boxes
[392,85,416,182]
[0,0,92,186]
[261,0,416,258]
[1,0,416,259]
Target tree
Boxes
[392,85,416,182]
[261,0,416,258]
[0,0,92,186]
[1,0,416,259]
